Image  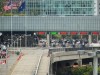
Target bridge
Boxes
[49,47,94,63]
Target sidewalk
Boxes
[0,51,21,75]
[11,50,44,75]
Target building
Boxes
[97,0,100,15]
[0,0,100,46]
[26,0,95,16]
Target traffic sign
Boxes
[70,32,77,35]
[92,32,99,35]
[80,32,88,35]
[50,32,57,35]
[38,32,45,35]
[60,32,67,35]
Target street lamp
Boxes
[19,36,22,53]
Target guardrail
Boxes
[48,47,97,54]
[34,54,43,75]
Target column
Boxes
[47,32,50,47]
[97,35,98,42]
[80,35,83,39]
[93,52,98,75]
[78,54,82,67]
[88,34,92,44]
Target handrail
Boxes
[49,47,95,54]
[34,54,43,75]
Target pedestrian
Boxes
[0,48,1,59]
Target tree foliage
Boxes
[52,34,62,39]
[56,66,100,75]
[0,0,6,12]
[72,66,93,75]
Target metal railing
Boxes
[48,47,95,54]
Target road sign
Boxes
[50,32,57,35]
[80,32,88,35]
[60,32,67,35]
[92,32,99,35]
[70,32,77,35]
[38,32,45,35]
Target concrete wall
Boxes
[50,51,93,63]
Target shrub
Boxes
[16,51,20,55]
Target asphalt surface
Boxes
[10,48,49,75]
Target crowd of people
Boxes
[39,38,100,48]
[50,38,89,48]
[0,34,100,48]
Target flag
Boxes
[12,2,18,9]
[18,1,25,12]
[3,1,12,11]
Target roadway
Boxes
[9,48,50,75]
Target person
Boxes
[1,50,6,58]
[1,44,7,52]
[0,48,1,59]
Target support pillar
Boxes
[93,54,98,75]
[78,54,82,67]
[97,35,99,42]
[88,34,92,44]
[47,32,50,47]
[80,35,83,39]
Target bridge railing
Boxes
[48,47,94,55]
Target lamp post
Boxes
[19,36,22,52]
[13,41,15,48]
[16,38,18,48]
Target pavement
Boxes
[0,47,50,75]
[37,51,50,75]
[10,49,44,75]
[0,51,20,75]
[9,48,50,75]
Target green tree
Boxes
[53,34,62,39]
[72,66,93,75]
[0,0,6,15]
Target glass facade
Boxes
[26,0,94,16]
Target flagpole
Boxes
[10,0,13,48]
[25,1,27,47]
